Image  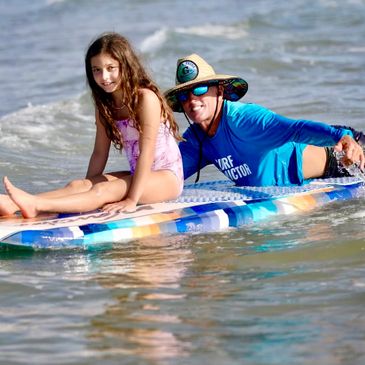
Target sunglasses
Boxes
[176,84,210,102]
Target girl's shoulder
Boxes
[138,87,159,102]
[137,88,161,113]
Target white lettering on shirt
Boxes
[215,155,252,182]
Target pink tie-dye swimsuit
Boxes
[116,119,184,193]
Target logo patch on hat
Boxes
[176,60,198,84]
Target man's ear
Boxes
[218,84,224,96]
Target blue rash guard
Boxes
[179,101,352,186]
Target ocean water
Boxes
[1,0,365,364]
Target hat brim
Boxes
[165,75,248,112]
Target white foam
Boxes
[349,210,365,219]
[46,0,67,5]
[175,24,248,40]
[348,47,365,53]
[0,95,93,151]
[139,28,168,53]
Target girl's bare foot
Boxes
[3,177,39,218]
[0,194,19,216]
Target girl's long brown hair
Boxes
[85,32,181,150]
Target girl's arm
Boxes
[85,110,111,179]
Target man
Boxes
[164,54,364,185]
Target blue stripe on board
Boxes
[5,228,81,249]
[249,200,279,221]
[82,229,117,246]
[20,227,74,243]
[224,205,254,226]
[326,184,360,201]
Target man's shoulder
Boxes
[225,101,271,126]
[226,100,267,114]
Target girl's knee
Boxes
[66,179,92,191]
[90,183,105,197]
[90,181,118,200]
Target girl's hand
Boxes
[102,198,137,213]
[334,135,365,170]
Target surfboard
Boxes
[0,177,364,250]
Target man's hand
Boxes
[334,135,365,170]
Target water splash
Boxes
[334,150,365,182]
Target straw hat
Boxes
[165,54,248,112]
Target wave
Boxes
[139,23,248,53]
[139,28,169,53]
[175,23,248,40]
[0,94,93,152]
[45,0,70,5]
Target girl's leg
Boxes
[36,171,130,199]
[136,170,182,204]
[4,175,132,218]
[0,179,95,216]
[0,194,19,216]
[0,171,129,216]
[4,169,181,218]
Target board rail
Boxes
[0,177,364,250]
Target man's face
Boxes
[178,84,222,131]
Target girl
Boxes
[1,32,183,218]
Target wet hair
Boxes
[85,32,181,150]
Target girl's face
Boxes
[91,53,121,93]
